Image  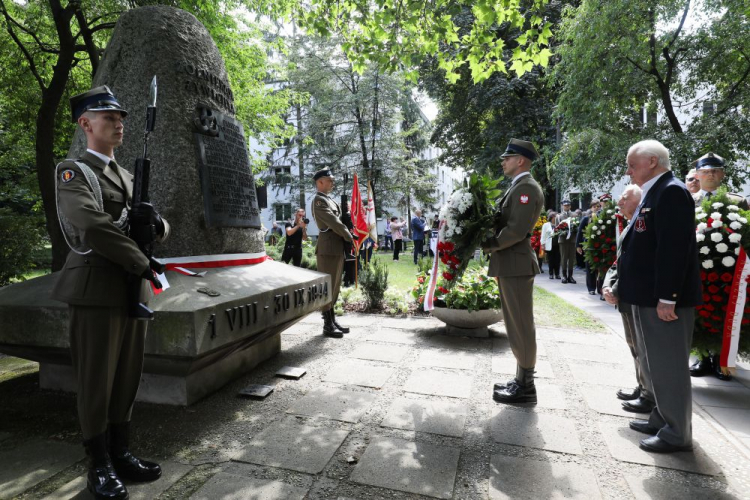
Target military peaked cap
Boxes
[693,152,725,170]
[70,85,128,123]
[500,138,539,161]
[313,168,333,181]
[561,199,571,205]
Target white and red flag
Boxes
[366,180,378,243]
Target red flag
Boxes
[351,174,369,255]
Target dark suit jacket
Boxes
[618,171,702,308]
[576,215,591,247]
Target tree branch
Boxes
[666,0,690,52]
[74,5,102,76]
[718,51,750,115]
[0,0,44,89]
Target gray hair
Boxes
[622,184,643,201]
[628,140,671,170]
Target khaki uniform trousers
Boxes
[559,239,576,275]
[497,275,537,369]
[69,305,146,440]
[317,254,344,312]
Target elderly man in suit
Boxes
[482,139,544,404]
[618,140,702,453]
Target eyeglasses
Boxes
[686,177,697,182]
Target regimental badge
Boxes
[635,216,646,233]
[61,169,75,183]
[519,194,529,205]
[315,200,323,207]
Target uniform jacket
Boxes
[312,191,353,256]
[618,171,702,308]
[693,190,749,210]
[484,174,544,277]
[557,210,576,243]
[51,151,170,307]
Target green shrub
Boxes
[383,289,409,315]
[0,207,46,286]
[359,259,389,309]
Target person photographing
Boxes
[282,208,308,267]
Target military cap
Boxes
[561,199,571,205]
[500,138,539,161]
[693,152,725,170]
[313,168,334,181]
[70,85,128,123]
[599,193,612,202]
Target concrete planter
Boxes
[430,306,503,337]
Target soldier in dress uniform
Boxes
[557,199,577,284]
[690,152,748,381]
[51,86,169,499]
[482,139,544,404]
[311,168,354,338]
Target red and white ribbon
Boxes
[151,252,269,295]
[721,247,750,372]
[424,221,445,311]
[615,214,625,241]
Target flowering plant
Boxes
[412,266,501,312]
[531,215,547,254]
[583,201,623,275]
[693,189,750,356]
[552,217,579,238]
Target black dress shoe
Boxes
[493,384,537,404]
[549,274,554,280]
[111,451,162,482]
[639,436,693,453]
[555,275,561,279]
[493,379,519,392]
[622,397,655,413]
[561,278,569,284]
[588,290,596,295]
[616,387,641,401]
[87,465,129,499]
[629,419,659,436]
[689,355,713,377]
[568,277,577,284]
[712,354,733,381]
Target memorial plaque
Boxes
[195,110,261,228]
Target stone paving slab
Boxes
[703,407,750,439]
[597,421,722,475]
[323,359,395,388]
[625,474,739,500]
[286,387,377,423]
[489,454,602,499]
[424,335,484,351]
[348,343,410,363]
[557,342,631,365]
[403,368,473,398]
[537,329,612,346]
[580,384,650,417]
[417,349,476,370]
[380,396,468,437]
[568,361,636,388]
[378,317,443,330]
[490,408,582,455]
[492,356,554,379]
[43,460,192,500]
[363,328,419,345]
[491,339,548,357]
[0,439,84,499]
[692,385,750,409]
[350,436,461,499]
[232,418,349,474]
[532,382,568,410]
[690,376,744,388]
[280,322,316,335]
[190,472,308,500]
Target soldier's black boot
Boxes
[689,354,713,377]
[331,310,350,334]
[567,271,577,284]
[561,271,569,284]
[323,310,343,338]
[712,354,733,381]
[108,422,162,482]
[493,366,537,404]
[84,434,129,500]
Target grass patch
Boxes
[533,286,608,331]
[0,356,39,383]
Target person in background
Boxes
[577,199,602,296]
[685,168,700,195]
[411,209,426,264]
[390,216,406,261]
[383,215,393,250]
[557,200,577,284]
[282,208,307,267]
[542,211,561,280]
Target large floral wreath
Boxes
[552,217,579,238]
[583,200,626,276]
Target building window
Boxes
[273,166,292,185]
[275,203,292,221]
[702,101,715,116]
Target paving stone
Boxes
[286,387,377,423]
[492,338,547,357]
[280,322,316,335]
[490,407,582,455]
[424,335,483,351]
[364,328,419,345]
[625,474,738,500]
[378,316,442,330]
[568,362,636,388]
[533,382,568,410]
[703,407,750,439]
[43,460,192,500]
[350,437,460,499]
[348,343,410,363]
[537,329,612,346]
[190,472,308,500]
[404,368,473,398]
[492,357,554,379]
[381,396,468,437]
[0,439,84,499]
[692,385,750,409]
[323,359,395,388]
[597,421,721,475]
[580,384,649,417]
[557,342,631,365]
[417,350,476,370]
[489,454,602,499]
[690,376,743,388]
[232,418,349,474]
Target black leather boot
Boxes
[84,433,129,499]
[561,271,569,284]
[689,354,713,377]
[109,422,162,483]
[712,354,733,381]
[331,310,350,334]
[323,310,343,338]
[567,271,577,284]
[493,366,537,404]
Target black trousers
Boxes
[393,239,403,260]
[282,245,302,267]
[547,242,561,276]
[413,239,424,263]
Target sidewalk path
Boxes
[0,276,749,499]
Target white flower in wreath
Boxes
[712,202,724,209]
[730,221,742,230]
[606,219,613,224]
[696,212,707,220]
[596,231,602,235]
[591,225,598,231]
[736,247,741,255]
[729,233,742,243]
[716,243,729,253]
[741,217,748,224]
[696,233,706,242]
[710,232,723,242]
[454,225,463,234]
[710,212,722,220]
[695,206,703,213]
[711,220,723,229]
[722,256,736,267]
[727,212,740,221]
[702,259,714,269]
[607,209,613,214]
[699,246,710,255]
[696,222,708,232]
[728,205,740,212]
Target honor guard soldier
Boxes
[311,168,354,337]
[482,139,544,404]
[51,86,169,499]
[557,199,577,284]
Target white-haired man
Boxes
[617,140,702,453]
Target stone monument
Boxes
[0,6,331,405]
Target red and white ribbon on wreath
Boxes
[615,213,625,241]
[720,246,750,373]
[151,252,269,294]
[424,221,445,311]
